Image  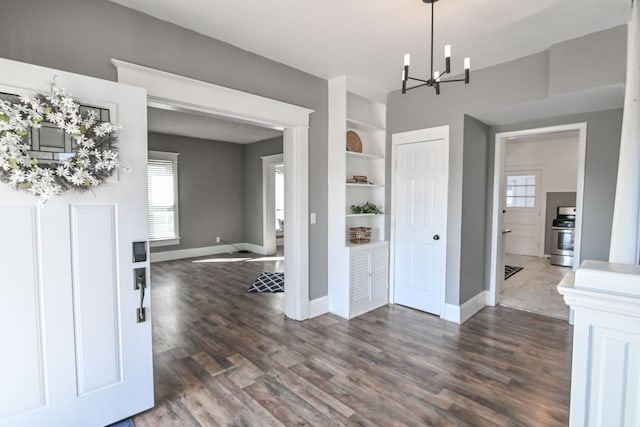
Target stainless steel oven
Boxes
[550,227,574,266]
[550,206,576,267]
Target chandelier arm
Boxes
[407,76,431,84]
[404,82,431,92]
[439,77,467,83]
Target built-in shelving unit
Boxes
[328,76,389,319]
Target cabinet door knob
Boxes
[433,234,440,240]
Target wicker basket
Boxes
[349,227,372,244]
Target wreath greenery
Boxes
[0,80,120,202]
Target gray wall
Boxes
[148,132,245,252]
[460,116,490,302]
[490,109,623,263]
[243,137,283,246]
[0,0,329,298]
[545,192,577,255]
[388,26,626,305]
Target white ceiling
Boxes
[110,0,631,93]
[147,107,282,143]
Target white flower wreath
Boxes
[0,80,121,202]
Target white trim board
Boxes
[488,123,587,307]
[150,243,269,263]
[442,291,489,324]
[112,59,312,321]
[263,153,284,256]
[308,296,329,318]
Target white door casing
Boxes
[0,59,153,426]
[262,153,284,255]
[111,59,313,321]
[391,126,449,316]
[503,169,541,257]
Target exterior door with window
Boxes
[503,170,541,256]
[0,59,153,427]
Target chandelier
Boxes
[402,0,470,95]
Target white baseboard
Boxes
[442,304,461,324]
[441,290,489,324]
[150,242,267,262]
[237,242,268,255]
[309,296,329,318]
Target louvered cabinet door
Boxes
[370,245,389,307]
[348,242,389,318]
[349,249,371,318]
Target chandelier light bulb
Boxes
[404,53,411,66]
[444,45,451,58]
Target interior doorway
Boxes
[112,59,312,321]
[489,123,587,320]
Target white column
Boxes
[610,1,640,264]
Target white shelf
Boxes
[346,213,381,218]
[346,183,385,188]
[347,117,385,133]
[346,240,388,249]
[346,151,384,160]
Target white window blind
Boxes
[147,151,179,244]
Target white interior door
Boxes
[0,59,153,427]
[503,170,541,256]
[392,131,448,315]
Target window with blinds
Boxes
[147,151,180,245]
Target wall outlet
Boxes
[216,236,221,243]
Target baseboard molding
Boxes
[441,290,489,324]
[237,242,268,255]
[309,296,329,318]
[150,242,267,262]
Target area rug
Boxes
[505,265,523,280]
[248,272,284,293]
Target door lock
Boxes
[433,234,440,240]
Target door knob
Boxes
[433,234,440,240]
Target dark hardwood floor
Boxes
[134,250,572,427]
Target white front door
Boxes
[0,59,153,427]
[392,128,448,315]
[503,170,541,256]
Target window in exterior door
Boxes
[506,174,536,208]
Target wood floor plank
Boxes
[134,251,572,426]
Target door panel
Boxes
[0,206,46,419]
[393,138,447,315]
[0,58,152,427]
[504,170,541,256]
[70,204,122,395]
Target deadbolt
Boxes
[433,234,440,240]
